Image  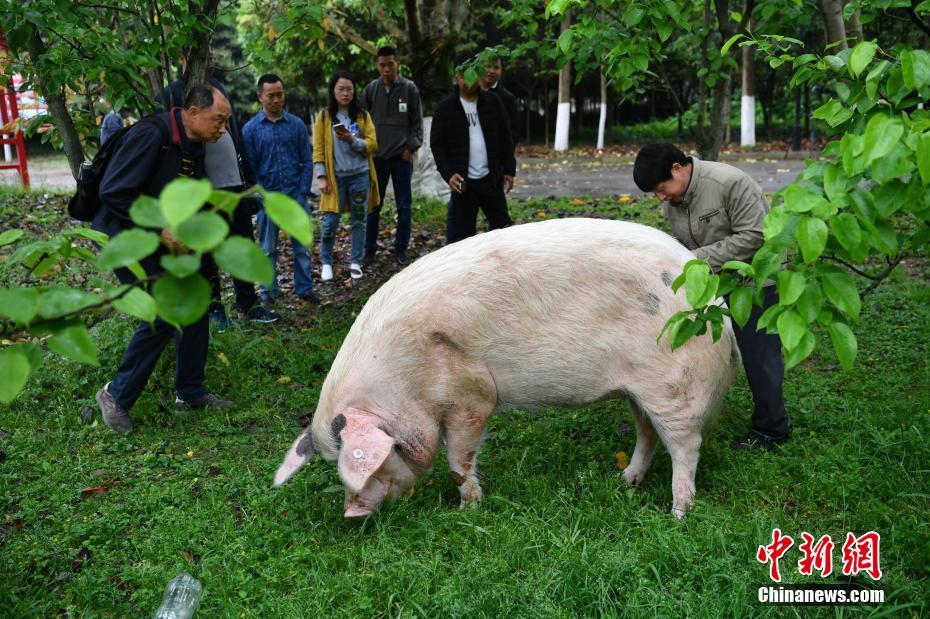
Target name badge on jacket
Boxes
[398,101,408,113]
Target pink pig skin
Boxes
[274,218,740,519]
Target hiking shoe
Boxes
[240,304,280,323]
[175,393,235,411]
[208,302,228,333]
[96,382,133,434]
[298,290,323,304]
[395,251,408,266]
[362,251,376,267]
[350,263,363,280]
[321,264,334,282]
[731,431,789,452]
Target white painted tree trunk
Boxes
[740,42,756,147]
[596,71,607,150]
[554,11,572,152]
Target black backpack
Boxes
[68,115,170,222]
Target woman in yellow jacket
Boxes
[313,70,379,281]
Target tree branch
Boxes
[907,0,930,37]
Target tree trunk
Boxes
[820,0,848,50]
[25,27,84,178]
[183,0,222,98]
[740,39,756,147]
[596,70,608,150]
[554,11,572,152]
[845,8,863,43]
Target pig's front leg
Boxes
[444,408,490,507]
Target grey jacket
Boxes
[664,156,768,272]
[360,75,423,159]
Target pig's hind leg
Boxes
[622,400,659,486]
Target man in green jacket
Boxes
[633,143,790,451]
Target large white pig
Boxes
[274,218,740,518]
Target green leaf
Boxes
[37,286,100,319]
[623,5,645,27]
[797,216,828,263]
[782,185,828,214]
[848,41,877,77]
[823,165,847,201]
[757,303,785,332]
[795,283,823,324]
[64,228,109,244]
[97,228,161,271]
[130,195,169,229]
[557,29,573,53]
[112,287,157,323]
[751,248,783,283]
[776,309,807,351]
[870,143,915,185]
[47,324,99,365]
[684,262,710,307]
[868,220,898,255]
[841,133,864,175]
[152,274,212,327]
[214,237,273,287]
[160,254,202,278]
[210,190,241,216]
[784,331,816,370]
[721,34,743,56]
[173,211,229,253]
[917,133,930,185]
[862,113,904,165]
[821,270,861,320]
[728,287,752,328]
[721,260,754,277]
[261,191,314,247]
[828,322,858,370]
[0,229,24,246]
[901,49,930,90]
[0,288,40,324]
[776,270,806,305]
[160,178,212,227]
[655,21,673,42]
[0,347,33,403]
[830,213,862,251]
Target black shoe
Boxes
[731,431,789,452]
[207,302,228,333]
[362,251,376,267]
[175,393,235,411]
[395,251,408,266]
[96,382,133,434]
[239,304,280,323]
[298,290,322,304]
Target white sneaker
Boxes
[350,263,363,280]
[321,264,333,282]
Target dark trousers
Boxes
[729,285,790,439]
[446,175,512,244]
[366,155,413,255]
[206,195,259,311]
[109,260,211,410]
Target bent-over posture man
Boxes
[93,85,236,434]
[633,143,790,451]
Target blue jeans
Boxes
[321,172,368,265]
[257,204,314,298]
[367,155,413,255]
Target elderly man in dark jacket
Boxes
[431,53,516,244]
[93,85,235,434]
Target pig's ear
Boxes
[273,430,316,487]
[337,414,395,493]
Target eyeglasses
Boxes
[334,86,355,93]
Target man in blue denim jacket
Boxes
[242,74,321,305]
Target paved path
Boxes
[2,150,816,197]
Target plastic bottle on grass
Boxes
[154,573,203,619]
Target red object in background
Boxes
[0,31,30,187]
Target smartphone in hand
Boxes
[333,122,346,131]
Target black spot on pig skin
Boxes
[430,331,461,351]
[331,414,346,448]
[661,271,673,286]
[644,292,660,315]
[450,471,467,486]
[296,433,315,457]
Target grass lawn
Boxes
[1,191,928,617]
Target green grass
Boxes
[1,192,928,617]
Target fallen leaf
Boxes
[570,198,585,206]
[186,450,194,458]
[180,549,193,563]
[80,480,119,496]
[615,451,629,470]
[536,210,547,217]
[277,376,291,384]
[218,352,230,366]
[616,195,632,203]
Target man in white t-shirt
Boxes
[430,52,516,243]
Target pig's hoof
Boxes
[671,506,688,519]
[458,482,483,507]
[622,466,647,486]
